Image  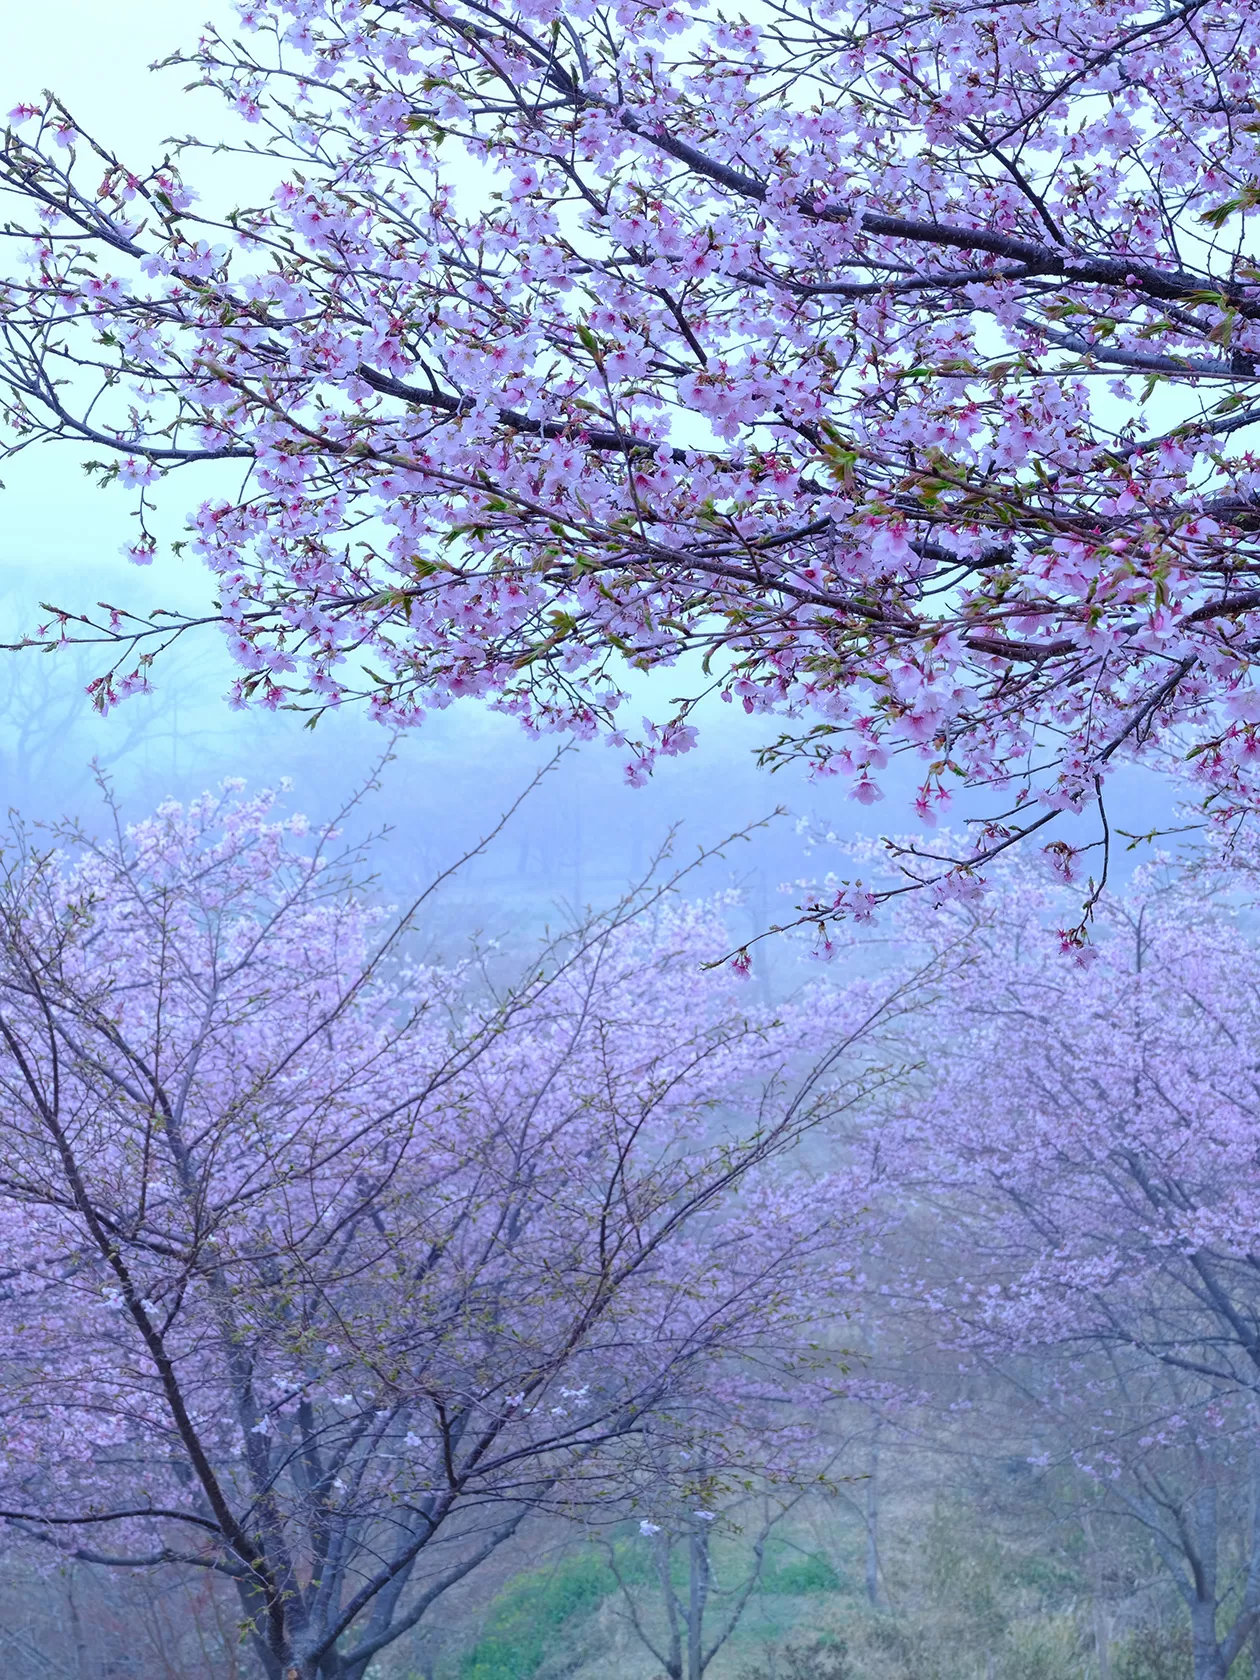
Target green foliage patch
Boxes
[760,1542,842,1595]
[458,1553,611,1680]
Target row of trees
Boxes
[0,777,915,1680]
[850,835,1260,1680]
[6,2,1260,1672]
[9,774,1260,1678]
[605,831,1260,1680]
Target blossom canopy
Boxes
[3,0,1260,841]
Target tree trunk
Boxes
[1082,1515,1111,1680]
[64,1572,90,1680]
[653,1534,683,1680]
[687,1526,710,1680]
[865,1424,882,1609]
[1190,1599,1227,1680]
[1189,1482,1227,1680]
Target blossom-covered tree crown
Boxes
[0,780,890,1678]
[4,0,1260,854]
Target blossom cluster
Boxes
[3,0,1260,849]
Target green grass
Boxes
[760,1542,842,1595]
[456,1546,643,1680]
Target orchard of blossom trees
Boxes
[5,0,1260,902]
[12,0,1260,1673]
[0,779,916,1680]
[8,777,1260,1678]
[854,834,1260,1680]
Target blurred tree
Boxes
[0,776,913,1679]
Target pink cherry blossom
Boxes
[857,830,1260,1676]
[6,3,1260,892]
[0,779,892,1680]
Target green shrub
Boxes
[458,1553,610,1680]
[761,1545,842,1595]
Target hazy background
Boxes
[0,1,1174,974]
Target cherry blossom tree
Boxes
[0,780,908,1680]
[608,1495,788,1680]
[602,1461,847,1680]
[854,838,1260,1679]
[6,0,1260,891]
